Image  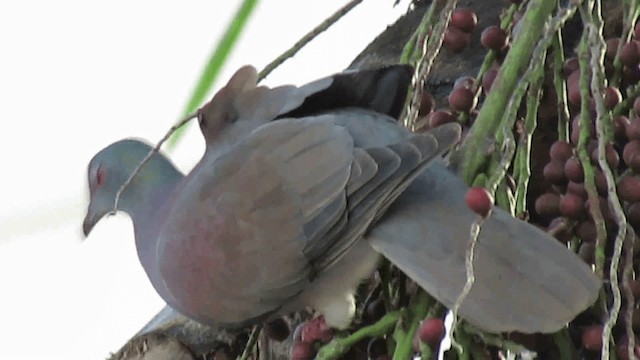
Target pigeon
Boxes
[83,65,600,334]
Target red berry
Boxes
[567,181,588,199]
[624,65,640,85]
[620,41,640,67]
[481,26,508,51]
[567,68,581,86]
[549,140,573,162]
[443,27,471,53]
[535,193,561,217]
[606,38,621,60]
[543,160,567,184]
[567,71,583,107]
[570,126,581,145]
[465,187,494,217]
[564,157,584,182]
[623,140,640,172]
[603,86,622,109]
[570,112,595,144]
[482,67,499,93]
[613,115,631,142]
[418,318,446,346]
[590,143,619,169]
[619,176,640,202]
[291,341,316,360]
[563,57,579,78]
[626,118,640,140]
[428,110,457,128]
[594,169,609,196]
[576,221,597,242]
[582,325,603,351]
[627,202,640,229]
[300,316,333,344]
[615,336,640,360]
[560,193,586,219]
[448,87,477,112]
[450,9,478,33]
[453,76,477,92]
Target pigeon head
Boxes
[197,65,258,144]
[82,139,179,236]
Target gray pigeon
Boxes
[83,65,600,334]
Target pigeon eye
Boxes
[96,167,105,187]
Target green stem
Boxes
[460,0,556,184]
[495,177,514,214]
[453,328,471,360]
[399,1,439,64]
[392,291,433,360]
[552,329,576,360]
[419,341,434,360]
[552,31,570,142]
[514,59,543,215]
[315,311,403,360]
[576,25,607,279]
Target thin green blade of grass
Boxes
[167,0,259,148]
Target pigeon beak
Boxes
[82,212,97,237]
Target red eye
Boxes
[96,167,105,187]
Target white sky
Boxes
[0,1,408,358]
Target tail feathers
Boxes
[368,163,600,333]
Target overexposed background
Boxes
[0,1,409,358]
